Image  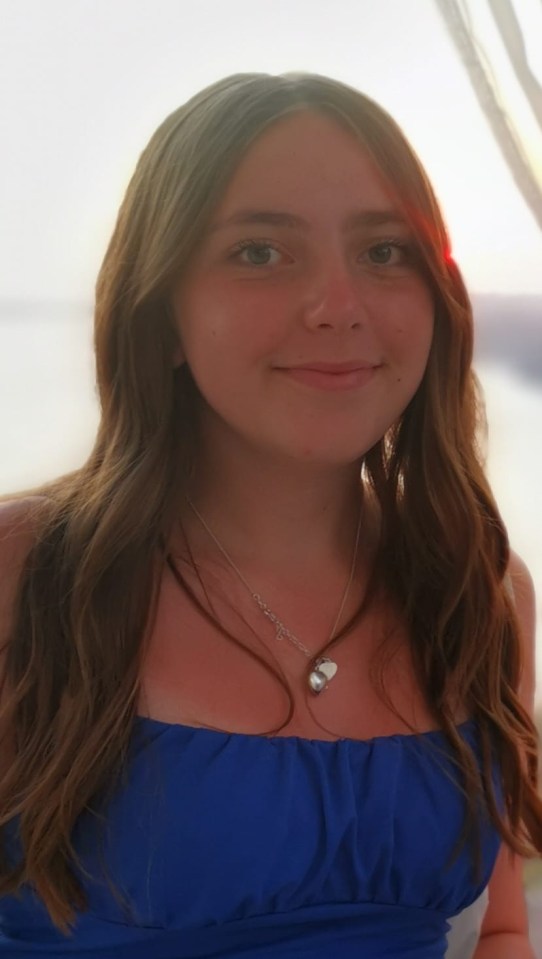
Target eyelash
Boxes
[364,237,414,266]
[229,239,285,266]
[228,237,416,268]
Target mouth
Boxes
[276,363,381,392]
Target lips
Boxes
[276,362,380,392]
[283,361,379,374]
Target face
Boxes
[171,111,434,468]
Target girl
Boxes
[0,72,539,957]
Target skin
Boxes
[474,552,537,956]
[173,113,534,959]
[171,110,433,494]
[0,112,536,954]
[167,111,537,955]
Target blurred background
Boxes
[0,0,541,942]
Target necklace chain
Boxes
[184,496,362,662]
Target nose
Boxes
[301,259,365,332]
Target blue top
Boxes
[0,716,503,958]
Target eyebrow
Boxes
[209,208,409,234]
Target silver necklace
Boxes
[184,496,362,695]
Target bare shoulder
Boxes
[507,548,536,605]
[478,547,537,942]
[506,548,536,653]
[0,496,48,649]
[506,547,537,711]
[0,493,45,527]
[0,495,46,565]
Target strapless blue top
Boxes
[0,716,503,958]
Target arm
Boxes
[473,549,538,959]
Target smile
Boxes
[276,365,380,392]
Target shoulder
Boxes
[0,495,46,566]
[0,496,48,647]
[477,548,537,942]
[506,549,536,606]
[506,548,537,712]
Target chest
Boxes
[137,563,467,740]
[64,716,497,936]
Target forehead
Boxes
[212,110,398,220]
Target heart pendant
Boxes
[308,657,338,694]
[314,657,338,681]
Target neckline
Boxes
[134,714,476,747]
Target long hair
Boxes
[0,72,540,933]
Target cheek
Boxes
[383,290,434,359]
[174,291,229,374]
[382,320,433,363]
[174,302,258,403]
[186,306,288,387]
[378,313,434,396]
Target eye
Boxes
[364,240,411,266]
[230,240,285,267]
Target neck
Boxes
[173,437,374,583]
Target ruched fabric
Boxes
[0,717,503,957]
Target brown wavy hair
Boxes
[0,72,540,934]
